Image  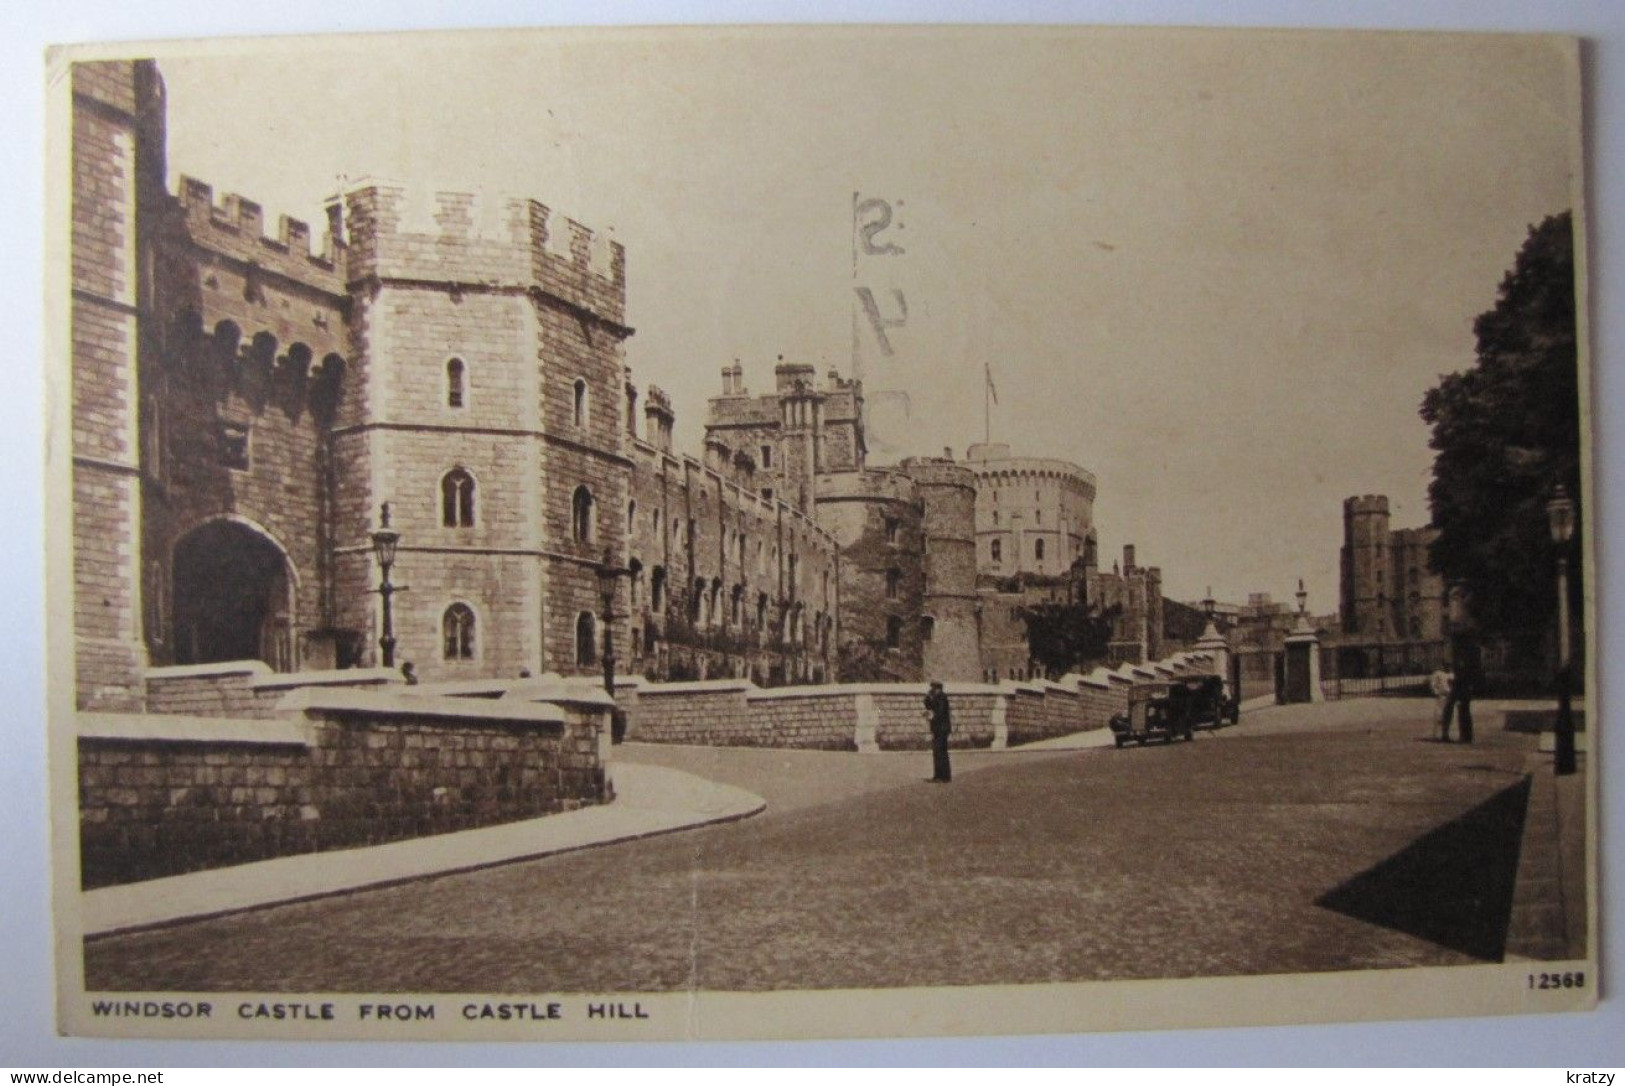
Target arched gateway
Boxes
[171,519,297,671]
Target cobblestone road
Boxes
[84,698,1539,992]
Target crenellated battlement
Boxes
[644,385,674,417]
[175,176,344,295]
[336,181,626,327]
[815,468,919,506]
[1343,494,1391,517]
[899,456,977,493]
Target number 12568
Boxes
[1529,971,1585,989]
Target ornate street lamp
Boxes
[1547,484,1578,776]
[370,502,406,669]
[596,546,629,742]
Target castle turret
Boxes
[644,387,675,453]
[333,180,632,680]
[900,457,983,682]
[814,470,925,682]
[1341,495,1391,636]
[775,356,826,513]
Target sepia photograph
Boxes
[40,20,1599,1046]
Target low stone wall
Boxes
[620,652,1214,751]
[1005,682,1088,746]
[1075,678,1126,728]
[750,689,862,750]
[872,687,998,750]
[78,689,610,889]
[621,680,755,745]
[144,663,269,718]
[145,663,402,719]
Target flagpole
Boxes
[984,363,995,445]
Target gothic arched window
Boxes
[575,611,596,666]
[571,485,595,543]
[573,379,589,428]
[442,603,475,660]
[441,468,475,527]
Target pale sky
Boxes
[152,27,1580,610]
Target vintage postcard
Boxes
[45,25,1596,1042]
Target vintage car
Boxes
[1185,674,1241,731]
[1108,682,1193,747]
[1108,676,1237,747]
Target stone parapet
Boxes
[620,661,1206,751]
[176,176,345,296]
[76,685,609,889]
[340,182,625,329]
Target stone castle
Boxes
[66,59,1223,888]
[1339,495,1448,645]
[72,59,1133,711]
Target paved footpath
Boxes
[83,764,765,937]
[83,697,1581,993]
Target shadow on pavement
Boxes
[1314,774,1531,961]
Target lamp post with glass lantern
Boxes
[1547,485,1577,776]
[370,502,407,669]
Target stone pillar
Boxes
[1281,582,1324,704]
[1194,620,1231,697]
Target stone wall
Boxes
[78,687,609,888]
[625,439,839,686]
[815,469,927,682]
[748,689,863,750]
[620,654,1213,751]
[144,662,271,718]
[72,61,155,711]
[871,687,999,750]
[619,680,756,746]
[1004,681,1088,746]
[1075,674,1128,727]
[144,662,402,718]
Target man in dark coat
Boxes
[1441,634,1482,743]
[924,681,952,782]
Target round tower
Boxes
[964,445,1096,578]
[813,470,925,682]
[900,456,983,682]
[1341,495,1391,636]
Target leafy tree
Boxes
[1420,212,1581,633]
[1018,600,1121,677]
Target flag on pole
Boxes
[985,363,999,404]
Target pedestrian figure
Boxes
[401,660,419,686]
[1428,664,1454,741]
[924,680,953,782]
[1440,636,1480,744]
